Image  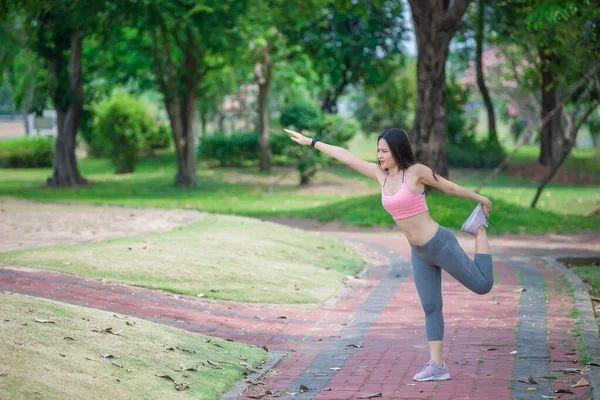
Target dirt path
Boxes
[0,197,202,252]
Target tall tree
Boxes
[407,0,472,178]
[132,0,251,187]
[475,0,498,146]
[288,0,405,114]
[21,1,107,187]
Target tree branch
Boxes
[441,0,473,33]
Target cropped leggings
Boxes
[410,226,494,341]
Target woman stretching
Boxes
[285,127,493,382]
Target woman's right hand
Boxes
[284,129,311,146]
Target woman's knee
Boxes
[422,302,443,315]
[473,280,493,295]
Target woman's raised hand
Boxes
[284,128,311,146]
[481,197,492,219]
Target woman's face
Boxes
[377,138,393,169]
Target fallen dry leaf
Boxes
[480,347,498,351]
[175,384,189,391]
[329,367,341,371]
[510,351,518,355]
[113,314,128,319]
[156,374,175,383]
[101,354,114,359]
[63,337,75,341]
[517,376,538,384]
[515,287,527,293]
[111,360,123,368]
[359,392,382,399]
[34,319,55,324]
[554,388,574,394]
[299,384,309,393]
[526,387,537,391]
[572,377,590,388]
[555,368,583,374]
[346,343,363,349]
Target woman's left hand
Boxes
[481,198,492,219]
[284,129,311,146]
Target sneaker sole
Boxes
[413,373,451,382]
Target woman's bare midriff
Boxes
[393,211,440,246]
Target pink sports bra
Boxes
[381,169,428,219]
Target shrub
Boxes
[144,123,171,153]
[0,136,54,168]
[279,103,322,132]
[198,132,293,167]
[93,91,156,173]
[446,78,477,145]
[448,137,506,169]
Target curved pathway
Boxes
[1,206,600,399]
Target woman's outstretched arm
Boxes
[285,128,381,182]
[415,163,492,218]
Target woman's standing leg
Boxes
[411,250,450,381]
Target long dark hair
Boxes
[377,128,438,181]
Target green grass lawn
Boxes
[2,214,364,303]
[0,148,598,234]
[0,292,267,400]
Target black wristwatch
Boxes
[311,138,319,147]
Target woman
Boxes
[285,127,493,382]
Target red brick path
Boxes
[1,227,599,400]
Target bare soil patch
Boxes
[507,162,598,185]
[0,197,202,252]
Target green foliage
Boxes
[584,109,600,147]
[296,113,360,184]
[285,0,405,112]
[145,123,171,152]
[279,103,322,132]
[0,136,54,168]
[198,132,292,167]
[446,77,476,144]
[354,57,417,135]
[93,91,156,173]
[448,137,506,169]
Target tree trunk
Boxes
[408,0,472,178]
[255,58,272,172]
[47,30,87,187]
[175,90,198,187]
[200,109,207,137]
[531,101,598,208]
[258,82,271,171]
[475,0,498,146]
[539,47,564,166]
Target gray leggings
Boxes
[410,226,493,341]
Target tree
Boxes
[475,0,498,146]
[131,0,251,187]
[354,56,417,134]
[23,1,107,187]
[288,0,405,114]
[0,15,42,134]
[407,0,472,178]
